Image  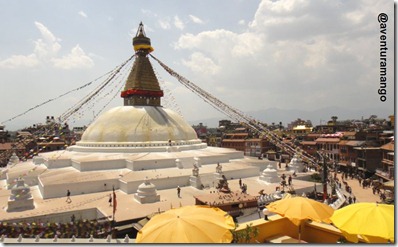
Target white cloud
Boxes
[52,45,94,69]
[0,21,94,70]
[158,19,171,30]
[189,15,203,24]
[174,0,394,113]
[261,0,309,14]
[175,29,263,58]
[141,9,157,17]
[344,10,365,24]
[0,54,39,69]
[174,16,185,30]
[33,22,62,60]
[231,32,264,57]
[182,52,220,75]
[78,11,88,18]
[175,30,236,50]
[34,21,59,44]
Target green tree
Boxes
[231,223,259,243]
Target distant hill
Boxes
[188,106,394,128]
[4,106,393,131]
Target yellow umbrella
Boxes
[136,205,235,243]
[267,196,334,241]
[330,202,394,243]
[267,196,334,225]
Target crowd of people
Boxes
[328,167,390,205]
[0,218,113,239]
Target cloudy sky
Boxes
[0,0,394,130]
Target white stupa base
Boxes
[189,176,203,189]
[259,164,279,183]
[288,154,304,174]
[7,197,35,212]
[214,172,223,181]
[259,176,280,183]
[134,194,160,204]
[290,165,304,173]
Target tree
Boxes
[231,223,259,243]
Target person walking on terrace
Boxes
[177,186,181,198]
[66,190,72,203]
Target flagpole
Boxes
[111,186,117,239]
[112,186,116,221]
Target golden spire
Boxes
[121,22,163,106]
[132,22,154,53]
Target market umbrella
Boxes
[383,180,394,189]
[135,205,235,243]
[330,202,394,243]
[267,196,334,242]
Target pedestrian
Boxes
[66,190,72,203]
[242,184,247,194]
[239,178,242,188]
[288,175,292,186]
[353,196,356,203]
[71,214,75,223]
[281,173,286,181]
[348,196,352,204]
[177,186,181,198]
[108,194,112,206]
[278,162,281,169]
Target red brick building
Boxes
[315,137,340,161]
[221,133,247,153]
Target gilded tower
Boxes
[121,22,164,106]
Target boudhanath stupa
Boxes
[0,23,282,224]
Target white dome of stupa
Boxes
[69,106,205,153]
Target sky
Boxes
[0,0,395,131]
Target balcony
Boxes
[382,158,394,166]
[375,169,394,179]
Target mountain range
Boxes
[188,106,394,128]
